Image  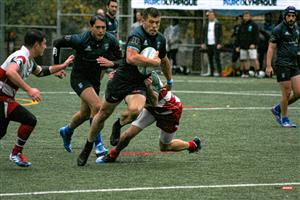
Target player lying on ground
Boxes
[96,71,202,164]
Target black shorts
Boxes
[275,65,300,82]
[105,75,147,103]
[70,72,100,96]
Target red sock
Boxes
[188,141,197,152]
[109,148,119,158]
[11,124,34,155]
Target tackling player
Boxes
[96,71,202,164]
[0,29,74,167]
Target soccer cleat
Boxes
[77,141,93,166]
[95,144,108,157]
[271,105,281,126]
[9,153,32,167]
[281,119,297,128]
[189,136,202,153]
[110,118,122,146]
[59,125,73,153]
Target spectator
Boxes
[131,10,143,32]
[163,18,181,72]
[235,11,260,78]
[201,10,223,77]
[105,0,118,38]
[231,15,242,75]
[95,8,105,16]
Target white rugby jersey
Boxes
[0,46,37,97]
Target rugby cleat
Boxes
[271,105,282,126]
[9,153,32,167]
[95,144,108,157]
[59,125,73,153]
[281,119,297,128]
[189,136,202,153]
[110,118,122,146]
[96,149,119,164]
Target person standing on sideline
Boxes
[96,71,202,164]
[267,6,300,128]
[131,10,143,32]
[0,29,74,167]
[235,11,260,78]
[200,10,223,77]
[53,15,123,155]
[163,18,181,71]
[77,7,173,166]
[105,0,118,38]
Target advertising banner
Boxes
[132,0,300,10]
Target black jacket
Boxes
[201,20,223,45]
[235,20,259,49]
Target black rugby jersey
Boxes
[270,22,300,67]
[116,25,167,82]
[53,31,122,80]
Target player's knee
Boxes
[26,113,37,127]
[129,108,142,120]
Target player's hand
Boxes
[235,47,240,52]
[265,65,273,77]
[200,44,206,49]
[217,44,222,49]
[63,55,75,68]
[108,71,116,80]
[97,56,114,67]
[27,88,42,102]
[144,77,153,89]
[54,70,66,79]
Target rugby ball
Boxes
[138,47,157,75]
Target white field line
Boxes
[0,182,299,197]
[18,90,281,97]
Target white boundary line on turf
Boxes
[1,182,299,197]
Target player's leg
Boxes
[110,93,146,146]
[59,99,91,152]
[279,80,294,127]
[0,102,10,140]
[96,108,155,164]
[77,99,119,166]
[159,130,201,153]
[80,87,108,156]
[8,104,37,167]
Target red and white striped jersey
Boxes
[0,46,36,97]
[154,87,181,115]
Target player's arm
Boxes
[33,55,74,77]
[126,36,160,67]
[144,77,159,107]
[266,42,277,76]
[53,35,77,64]
[160,56,173,90]
[5,63,41,102]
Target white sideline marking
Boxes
[1,182,299,197]
[184,107,300,111]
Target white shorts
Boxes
[240,49,257,60]
[132,108,176,144]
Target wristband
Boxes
[167,79,173,85]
